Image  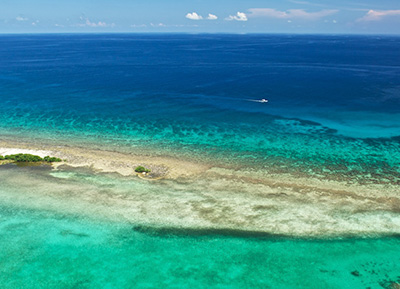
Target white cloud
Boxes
[150,22,166,27]
[225,12,248,21]
[288,9,338,20]
[76,17,115,28]
[248,9,287,19]
[357,10,400,22]
[186,12,203,20]
[16,16,28,21]
[207,14,218,20]
[248,8,338,20]
[86,19,107,27]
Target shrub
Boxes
[3,154,62,163]
[43,156,62,162]
[5,154,43,162]
[135,166,151,173]
[0,155,4,160]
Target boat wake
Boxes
[247,98,268,103]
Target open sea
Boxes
[0,34,400,288]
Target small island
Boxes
[134,166,151,174]
[0,153,62,164]
[134,165,167,180]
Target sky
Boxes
[1,0,400,34]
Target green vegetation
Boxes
[135,166,151,173]
[5,154,42,162]
[43,156,62,162]
[1,154,62,163]
[0,155,4,160]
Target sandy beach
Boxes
[1,137,399,200]
[1,136,400,237]
[0,138,210,179]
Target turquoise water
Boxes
[1,34,400,287]
[1,205,400,289]
[1,162,400,288]
[1,101,400,183]
[1,35,400,181]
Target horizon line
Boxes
[0,31,399,37]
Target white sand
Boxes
[0,148,53,158]
[0,140,210,179]
[1,138,400,237]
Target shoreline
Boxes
[0,138,393,192]
[1,135,400,238]
[1,129,399,185]
[1,136,399,203]
[0,138,210,179]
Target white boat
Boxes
[247,98,269,103]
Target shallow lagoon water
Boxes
[1,163,400,288]
[1,198,400,289]
[1,162,399,238]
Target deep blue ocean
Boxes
[1,34,400,178]
[1,34,400,288]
